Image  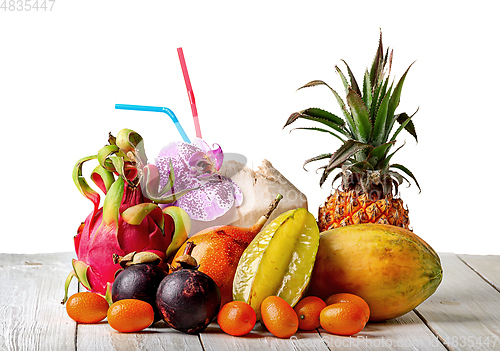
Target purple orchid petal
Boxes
[191,138,210,153]
[155,139,243,221]
[207,143,223,171]
[189,151,216,176]
[174,175,242,221]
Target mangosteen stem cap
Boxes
[172,241,199,270]
[113,251,162,268]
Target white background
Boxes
[1,1,499,254]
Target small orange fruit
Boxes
[293,296,326,331]
[325,293,370,322]
[218,301,256,336]
[320,302,366,336]
[66,292,109,324]
[107,299,154,333]
[261,296,299,338]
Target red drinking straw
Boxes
[177,47,202,139]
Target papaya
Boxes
[307,223,442,321]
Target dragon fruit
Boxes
[63,129,192,303]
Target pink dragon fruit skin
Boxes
[63,129,192,303]
[73,182,175,295]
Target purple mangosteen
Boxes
[156,242,221,334]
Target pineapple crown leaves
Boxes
[285,31,420,193]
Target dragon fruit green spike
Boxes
[63,129,192,303]
[155,138,243,226]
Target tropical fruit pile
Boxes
[62,32,442,338]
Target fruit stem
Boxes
[184,241,196,256]
[171,241,199,270]
[251,193,283,232]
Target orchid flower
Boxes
[155,138,243,221]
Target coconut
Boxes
[188,159,308,236]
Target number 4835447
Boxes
[1,0,56,11]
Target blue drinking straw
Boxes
[115,104,191,143]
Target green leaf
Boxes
[102,177,124,227]
[362,69,373,112]
[152,187,198,204]
[330,171,344,187]
[390,111,416,142]
[341,60,361,97]
[97,144,119,172]
[108,132,117,146]
[72,259,91,291]
[319,168,335,188]
[390,163,421,192]
[370,77,390,124]
[331,92,357,138]
[395,110,418,142]
[296,80,353,127]
[297,79,358,138]
[110,156,126,179]
[369,79,382,121]
[346,88,372,143]
[335,65,350,95]
[141,163,175,201]
[303,107,345,126]
[367,141,395,167]
[369,31,384,89]
[326,140,371,171]
[139,162,195,204]
[349,161,374,173]
[385,48,393,77]
[62,270,76,304]
[290,127,346,143]
[378,142,405,171]
[386,170,405,186]
[386,62,415,136]
[303,153,333,171]
[72,155,100,216]
[149,207,166,235]
[372,86,393,145]
[284,111,350,139]
[378,77,390,106]
[321,140,372,187]
[91,165,115,195]
[158,160,176,197]
[116,129,147,166]
[121,203,160,225]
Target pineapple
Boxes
[284,32,420,231]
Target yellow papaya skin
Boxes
[307,223,442,321]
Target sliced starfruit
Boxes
[232,208,320,320]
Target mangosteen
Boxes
[156,242,221,334]
[112,251,168,322]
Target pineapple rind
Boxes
[318,189,410,232]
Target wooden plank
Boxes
[0,252,77,351]
[316,311,447,350]
[76,321,204,351]
[200,310,447,350]
[200,322,330,351]
[2,252,499,350]
[458,254,500,291]
[414,253,500,351]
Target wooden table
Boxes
[1,252,499,350]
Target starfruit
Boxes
[232,208,320,320]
